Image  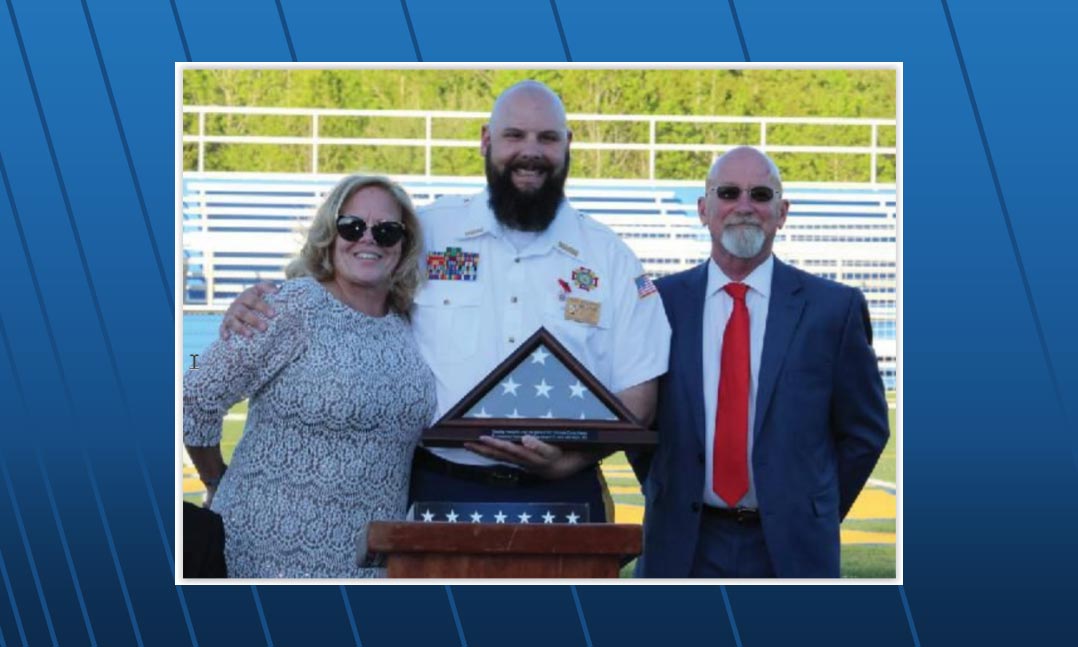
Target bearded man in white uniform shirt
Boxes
[221,80,671,521]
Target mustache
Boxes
[507,158,554,172]
[724,216,763,228]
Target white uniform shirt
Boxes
[702,255,774,508]
[411,190,672,466]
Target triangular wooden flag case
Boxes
[422,327,657,449]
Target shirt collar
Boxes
[454,188,584,260]
[706,254,774,299]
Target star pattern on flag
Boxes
[463,342,616,421]
[414,502,589,524]
[500,377,520,396]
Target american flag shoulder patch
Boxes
[635,274,657,299]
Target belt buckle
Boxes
[736,508,758,523]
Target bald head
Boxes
[489,80,569,134]
[707,146,783,191]
[698,145,789,280]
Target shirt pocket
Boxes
[542,296,613,374]
[412,286,482,363]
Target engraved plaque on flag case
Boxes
[422,327,657,450]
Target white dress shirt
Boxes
[702,255,774,508]
[411,190,672,466]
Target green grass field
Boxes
[190,395,898,578]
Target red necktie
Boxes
[714,282,750,507]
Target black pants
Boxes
[183,502,227,578]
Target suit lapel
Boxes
[755,259,805,438]
[679,263,708,448]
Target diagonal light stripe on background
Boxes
[0,538,26,647]
[35,456,97,647]
[5,0,135,427]
[720,586,743,647]
[0,310,97,647]
[168,0,191,61]
[547,0,572,61]
[939,0,1075,468]
[250,587,275,647]
[0,318,28,647]
[77,0,172,312]
[3,0,139,445]
[399,0,422,61]
[899,587,922,647]
[444,586,468,647]
[4,150,173,643]
[136,455,198,647]
[726,0,750,62]
[3,7,185,637]
[0,458,58,646]
[1,158,97,647]
[338,587,362,647]
[83,454,144,647]
[0,153,76,409]
[273,0,297,61]
[569,586,593,647]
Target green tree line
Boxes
[183,69,896,182]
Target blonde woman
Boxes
[184,175,435,578]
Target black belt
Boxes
[703,506,761,524]
[414,448,544,487]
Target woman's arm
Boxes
[183,281,308,492]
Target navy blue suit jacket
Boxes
[634,258,889,578]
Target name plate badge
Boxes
[564,297,601,326]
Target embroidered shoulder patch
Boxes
[635,274,657,298]
[571,266,599,291]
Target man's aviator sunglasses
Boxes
[336,216,407,247]
[712,185,780,203]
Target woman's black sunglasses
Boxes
[336,216,407,247]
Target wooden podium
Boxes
[367,522,641,578]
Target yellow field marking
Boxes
[846,488,895,520]
[182,477,205,494]
[614,503,896,544]
[609,485,642,495]
[840,529,895,544]
[615,503,644,524]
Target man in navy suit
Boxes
[633,146,889,578]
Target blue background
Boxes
[0,1,1074,646]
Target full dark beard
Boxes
[485,150,570,232]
